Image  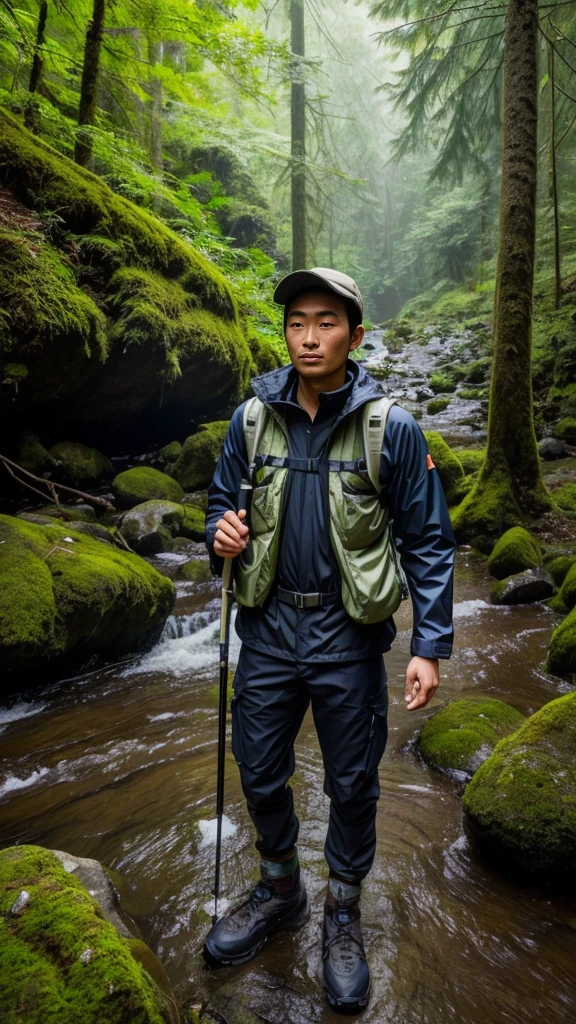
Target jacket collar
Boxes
[250,359,386,419]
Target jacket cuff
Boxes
[410,637,452,660]
[205,526,224,578]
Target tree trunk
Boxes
[148,34,163,171]
[24,0,48,131]
[290,0,306,270]
[453,0,550,545]
[75,0,106,169]
[548,41,561,310]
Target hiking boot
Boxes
[322,891,370,1014]
[203,868,309,968]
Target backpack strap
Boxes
[242,396,267,471]
[361,397,396,494]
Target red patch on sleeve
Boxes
[426,454,435,470]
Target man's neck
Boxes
[296,366,347,420]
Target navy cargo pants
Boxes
[231,645,388,882]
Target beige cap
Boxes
[274,267,364,317]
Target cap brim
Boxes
[274,270,355,308]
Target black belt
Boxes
[276,587,340,609]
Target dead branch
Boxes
[0,452,115,511]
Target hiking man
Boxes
[203,268,455,1013]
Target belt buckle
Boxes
[295,592,305,609]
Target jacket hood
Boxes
[250,359,386,416]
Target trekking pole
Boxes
[212,484,251,924]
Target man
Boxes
[203,268,455,1014]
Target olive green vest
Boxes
[233,395,409,625]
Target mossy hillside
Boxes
[553,417,576,446]
[462,692,576,882]
[49,441,113,486]
[171,422,230,491]
[113,467,184,509]
[423,432,465,505]
[418,697,525,776]
[487,527,542,580]
[0,845,175,1024]
[0,514,174,677]
[546,606,576,678]
[0,109,253,423]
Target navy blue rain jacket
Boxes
[205,360,456,663]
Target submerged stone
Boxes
[487,526,542,580]
[462,692,576,885]
[491,568,555,605]
[418,697,525,776]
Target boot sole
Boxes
[203,894,310,969]
[325,984,371,1016]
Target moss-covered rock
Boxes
[487,526,542,580]
[0,513,174,679]
[450,468,551,551]
[418,697,525,776]
[12,430,56,475]
[428,371,457,394]
[423,432,465,505]
[170,422,229,490]
[553,563,576,613]
[119,500,205,553]
[462,692,576,883]
[49,441,113,486]
[175,558,213,583]
[490,568,555,605]
[546,606,576,678]
[113,467,184,509]
[427,398,450,415]
[545,554,576,587]
[553,482,576,513]
[455,448,485,475]
[552,417,576,446]
[0,109,252,432]
[0,845,178,1024]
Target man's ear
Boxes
[349,324,365,352]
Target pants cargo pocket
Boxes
[230,674,247,767]
[364,688,389,776]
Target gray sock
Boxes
[329,877,361,902]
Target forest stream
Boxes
[1,330,575,1024]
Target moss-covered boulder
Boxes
[544,554,576,587]
[427,398,450,415]
[175,558,213,583]
[455,448,485,475]
[0,109,252,433]
[553,417,576,446]
[487,526,542,580]
[49,441,113,485]
[170,422,229,490]
[119,500,205,553]
[113,467,183,509]
[0,513,174,680]
[0,845,178,1024]
[423,432,465,505]
[462,692,576,883]
[418,697,525,776]
[491,568,555,606]
[12,430,56,475]
[546,606,576,679]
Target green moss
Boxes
[553,417,576,445]
[176,559,213,583]
[547,384,576,418]
[455,449,485,475]
[545,555,576,586]
[423,432,465,505]
[49,442,113,486]
[428,371,457,394]
[546,605,576,678]
[552,483,576,513]
[462,356,492,384]
[458,386,490,400]
[462,692,576,882]
[171,422,229,490]
[0,845,172,1024]
[35,504,96,523]
[159,441,182,462]
[427,398,450,415]
[180,505,206,541]
[451,466,551,550]
[418,697,525,775]
[247,327,282,377]
[119,500,205,553]
[0,513,174,677]
[12,431,55,475]
[113,467,184,509]
[487,526,542,580]
[555,563,576,613]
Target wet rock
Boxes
[0,513,175,681]
[113,466,184,509]
[363,341,375,350]
[170,422,229,491]
[538,437,569,460]
[487,527,542,580]
[119,500,205,553]
[462,692,576,884]
[491,568,555,605]
[418,697,525,777]
[416,386,435,402]
[0,845,180,1023]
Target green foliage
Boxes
[418,697,525,776]
[428,371,457,394]
[487,527,542,581]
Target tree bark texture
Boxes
[75,0,106,169]
[482,0,546,510]
[290,0,306,270]
[24,0,48,131]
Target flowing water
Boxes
[2,331,576,1023]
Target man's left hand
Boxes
[404,657,439,711]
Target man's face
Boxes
[284,289,363,381]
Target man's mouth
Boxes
[300,354,322,361]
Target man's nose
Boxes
[302,326,319,347]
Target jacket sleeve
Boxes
[205,402,251,577]
[380,405,456,660]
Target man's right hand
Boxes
[213,509,249,558]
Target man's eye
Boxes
[320,321,334,328]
